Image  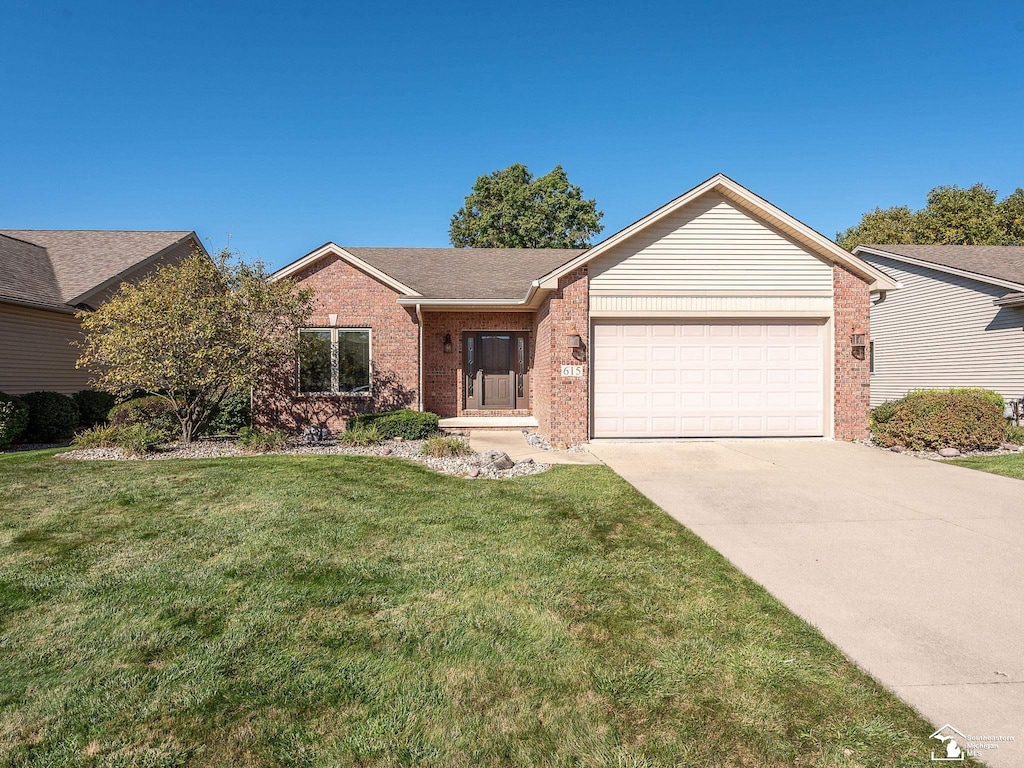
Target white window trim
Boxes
[297,327,372,397]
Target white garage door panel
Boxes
[592,322,825,438]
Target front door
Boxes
[464,332,530,410]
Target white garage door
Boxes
[592,321,826,438]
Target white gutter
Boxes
[994,293,1024,307]
[397,281,543,311]
[415,303,424,412]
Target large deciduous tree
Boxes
[449,163,603,248]
[77,250,312,443]
[837,183,1024,251]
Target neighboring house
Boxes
[853,244,1024,406]
[0,230,205,394]
[262,174,896,446]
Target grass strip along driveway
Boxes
[0,451,943,766]
[949,452,1024,480]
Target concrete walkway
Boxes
[588,439,1024,767]
[468,430,602,465]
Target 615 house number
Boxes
[560,364,584,377]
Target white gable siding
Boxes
[588,192,834,293]
[861,253,1024,406]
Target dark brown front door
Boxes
[464,332,530,410]
[480,333,513,408]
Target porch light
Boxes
[567,333,582,348]
[328,313,338,326]
[851,333,866,359]
[442,333,453,354]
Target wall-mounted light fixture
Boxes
[442,333,453,354]
[328,313,338,327]
[567,333,582,348]
[851,333,867,360]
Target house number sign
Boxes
[560,364,584,377]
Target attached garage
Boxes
[592,320,827,438]
[530,174,898,443]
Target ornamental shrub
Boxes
[72,423,170,454]
[206,389,251,435]
[1006,424,1024,445]
[872,388,1006,451]
[349,409,438,440]
[72,424,120,449]
[109,396,179,438]
[72,389,117,428]
[237,426,289,453]
[421,434,473,457]
[114,423,170,455]
[0,393,30,449]
[869,401,898,428]
[338,426,383,446]
[21,391,80,442]
[904,387,1005,411]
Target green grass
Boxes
[0,450,944,767]
[949,452,1024,480]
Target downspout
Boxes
[416,303,424,412]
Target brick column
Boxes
[833,263,871,440]
[537,267,590,447]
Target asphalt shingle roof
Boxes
[863,244,1024,288]
[0,230,193,309]
[343,247,586,299]
[0,234,62,307]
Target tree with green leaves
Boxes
[837,183,1024,251]
[77,250,312,443]
[449,163,604,248]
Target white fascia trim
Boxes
[396,281,543,311]
[993,294,1024,307]
[537,174,901,293]
[854,246,1024,293]
[270,243,422,296]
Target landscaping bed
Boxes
[868,388,1024,467]
[58,436,550,478]
[866,438,1024,461]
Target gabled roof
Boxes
[0,230,200,311]
[537,174,900,292]
[271,243,584,302]
[272,174,901,303]
[853,244,1024,292]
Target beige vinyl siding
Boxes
[861,254,1024,406]
[589,191,833,293]
[0,303,90,394]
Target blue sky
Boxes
[2,0,1022,270]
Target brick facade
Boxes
[533,267,590,447]
[421,311,534,418]
[254,254,419,433]
[833,263,872,441]
[260,251,870,445]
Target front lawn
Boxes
[948,452,1024,480]
[0,451,939,766]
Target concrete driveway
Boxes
[588,439,1023,766]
